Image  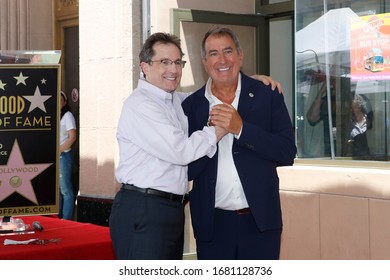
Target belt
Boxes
[235,208,251,214]
[216,208,251,214]
[122,184,189,204]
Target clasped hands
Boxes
[209,104,242,141]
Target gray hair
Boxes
[201,25,242,59]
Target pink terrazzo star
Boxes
[0,139,52,204]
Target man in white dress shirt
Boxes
[109,32,228,260]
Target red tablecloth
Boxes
[0,216,115,260]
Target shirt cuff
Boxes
[203,126,217,158]
[234,125,243,139]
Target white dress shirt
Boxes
[116,79,217,195]
[204,74,249,210]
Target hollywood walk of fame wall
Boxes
[0,65,60,218]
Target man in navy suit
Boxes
[182,26,297,260]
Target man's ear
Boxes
[140,62,149,77]
[201,57,208,68]
[238,50,244,67]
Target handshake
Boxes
[208,103,242,141]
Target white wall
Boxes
[79,0,140,197]
[149,0,255,33]
[279,165,390,259]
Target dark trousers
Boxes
[196,208,282,260]
[109,188,185,260]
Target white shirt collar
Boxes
[204,73,241,109]
[139,78,173,105]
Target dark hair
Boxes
[139,32,184,64]
[60,91,71,119]
[201,25,242,59]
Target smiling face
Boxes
[202,34,243,87]
[140,42,183,93]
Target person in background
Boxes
[306,78,336,156]
[182,25,296,260]
[109,32,282,260]
[349,93,373,158]
[59,91,76,220]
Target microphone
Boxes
[32,221,44,231]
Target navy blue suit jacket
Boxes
[182,73,297,242]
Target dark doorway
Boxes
[63,25,80,219]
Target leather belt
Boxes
[217,208,251,214]
[122,184,189,204]
[235,208,251,214]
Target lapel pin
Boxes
[249,92,254,98]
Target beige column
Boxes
[0,0,29,50]
[78,0,141,198]
[0,0,52,51]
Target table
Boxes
[0,216,115,260]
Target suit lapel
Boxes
[196,91,210,129]
[237,76,256,119]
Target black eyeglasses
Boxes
[149,59,187,68]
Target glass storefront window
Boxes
[295,0,390,160]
